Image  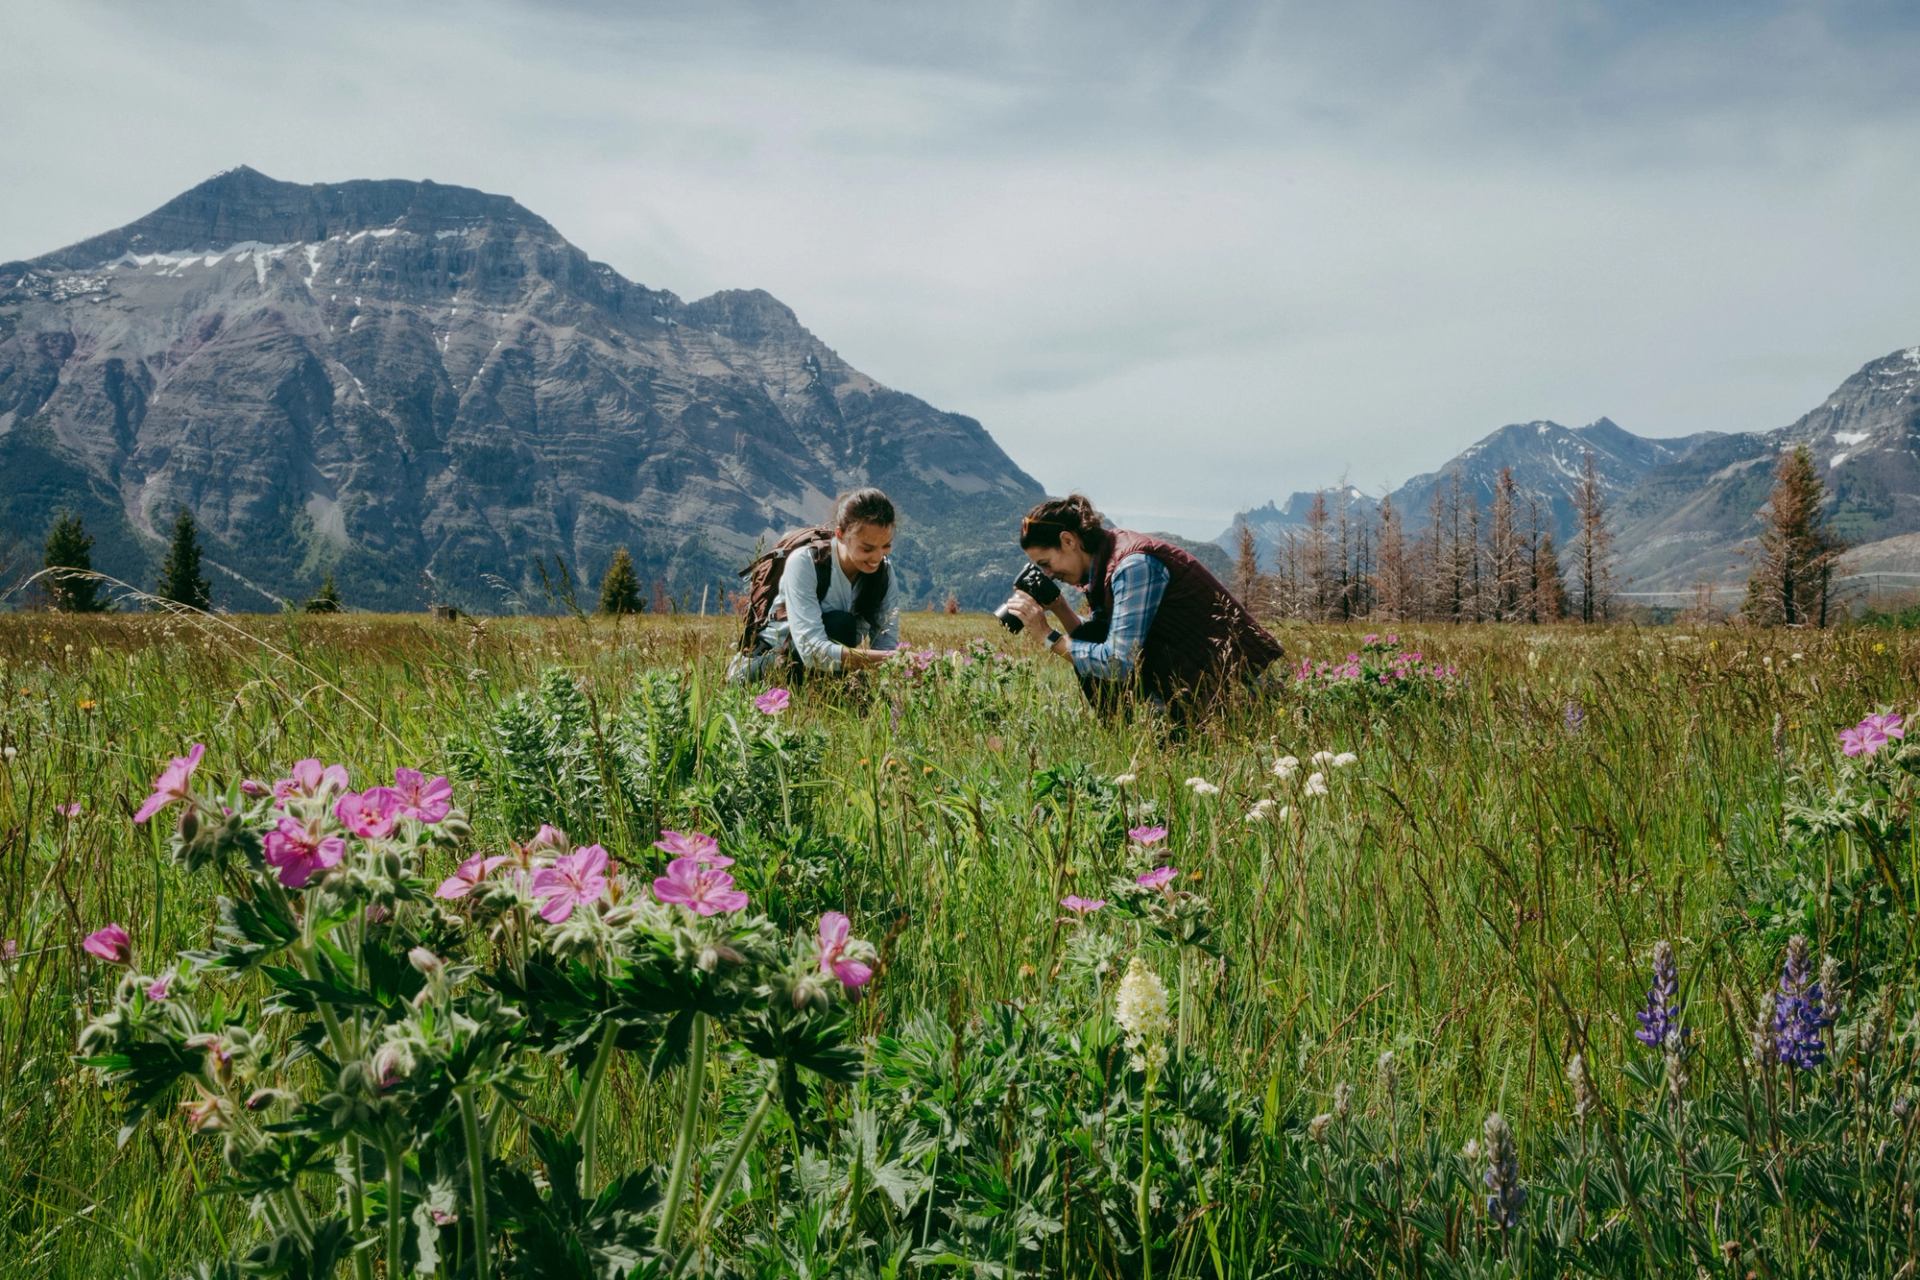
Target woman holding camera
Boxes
[998,494,1282,718]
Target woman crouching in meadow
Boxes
[998,493,1282,722]
[728,488,901,685]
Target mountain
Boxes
[0,167,1045,611]
[1612,346,1920,593]
[1216,346,1920,602]
[1218,418,1721,559]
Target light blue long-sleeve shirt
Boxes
[1067,552,1168,681]
[748,543,899,676]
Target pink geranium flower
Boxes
[528,824,569,851]
[652,856,749,916]
[754,687,791,715]
[531,844,611,923]
[1061,895,1107,914]
[1128,825,1168,847]
[653,829,730,867]
[1136,866,1178,892]
[1841,717,1893,758]
[816,911,873,990]
[1867,711,1907,741]
[55,802,81,818]
[273,758,350,805]
[134,744,206,824]
[335,787,403,839]
[435,852,511,899]
[83,923,131,963]
[263,817,347,888]
[146,972,174,1001]
[391,768,453,824]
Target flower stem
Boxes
[458,1084,492,1280]
[458,1090,495,1280]
[655,1012,709,1251]
[383,1129,407,1278]
[1138,1070,1155,1280]
[573,1021,620,1196]
[695,1078,777,1240]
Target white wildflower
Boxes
[1332,752,1358,768]
[1112,772,1137,786]
[1311,750,1337,766]
[1304,772,1329,796]
[1115,956,1171,1075]
[1272,755,1299,779]
[1185,777,1219,796]
[1244,798,1276,823]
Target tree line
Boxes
[26,444,1848,625]
[1231,445,1846,626]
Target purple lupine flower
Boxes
[1481,1112,1526,1229]
[1563,701,1586,735]
[1773,935,1831,1070]
[1634,940,1688,1050]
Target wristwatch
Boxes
[1044,629,1063,651]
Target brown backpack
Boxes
[736,526,891,654]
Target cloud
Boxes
[4,0,1918,534]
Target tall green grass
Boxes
[0,612,1912,1275]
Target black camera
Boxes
[995,561,1062,632]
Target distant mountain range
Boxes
[1218,348,1920,598]
[0,167,1050,611]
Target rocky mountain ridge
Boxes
[1219,351,1920,599]
[0,167,1046,611]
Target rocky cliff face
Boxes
[1218,349,1920,598]
[0,167,1045,610]
[1611,346,1920,592]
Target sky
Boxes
[5,0,1919,538]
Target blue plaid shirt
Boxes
[1067,552,1169,681]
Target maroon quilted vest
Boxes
[1084,530,1284,703]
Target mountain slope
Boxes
[1613,346,1920,592]
[0,167,1044,610]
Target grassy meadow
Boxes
[0,610,1916,1277]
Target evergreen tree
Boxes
[1743,445,1845,627]
[43,510,108,612]
[304,572,343,614]
[155,507,212,611]
[1533,532,1568,621]
[598,548,645,616]
[1233,522,1263,612]
[1572,451,1615,623]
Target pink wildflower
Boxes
[1867,711,1906,741]
[530,844,611,923]
[652,856,749,916]
[1128,825,1168,847]
[55,802,81,818]
[335,787,403,839]
[1136,866,1178,892]
[263,817,347,888]
[83,923,131,963]
[146,972,173,1001]
[754,687,791,715]
[240,778,271,798]
[391,768,452,823]
[653,829,730,866]
[134,744,205,824]
[272,758,350,805]
[528,823,569,851]
[435,852,510,899]
[816,911,873,990]
[1061,895,1107,914]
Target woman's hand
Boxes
[1001,593,1049,636]
[842,646,895,673]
